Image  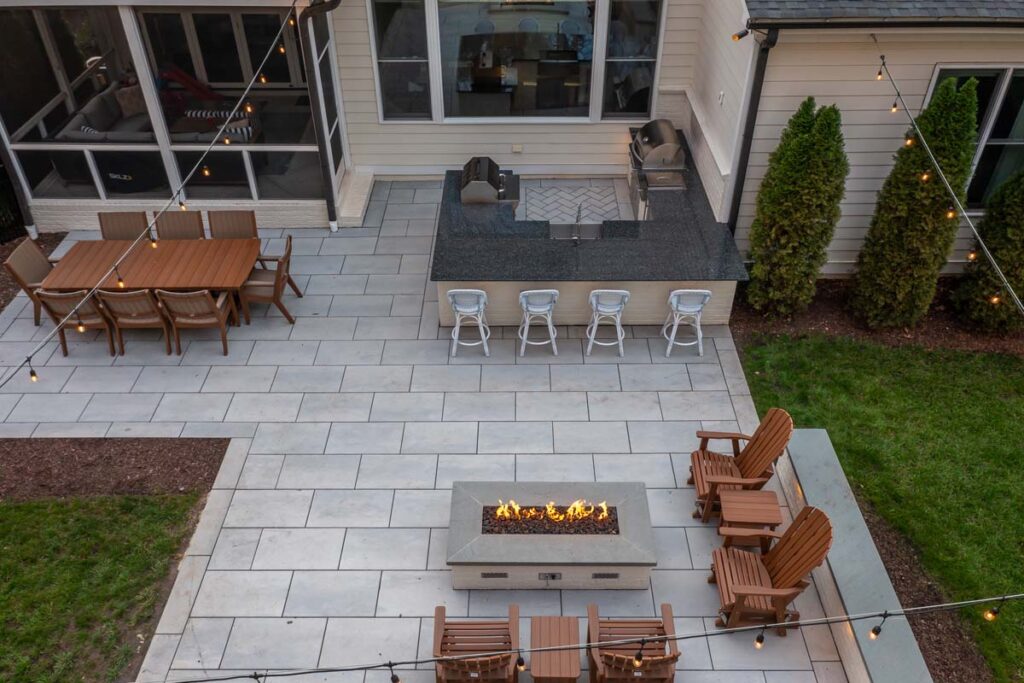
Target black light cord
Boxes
[150,593,1023,683]
[0,0,300,391]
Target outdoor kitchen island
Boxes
[431,163,748,326]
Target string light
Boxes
[731,29,749,41]
[28,359,38,383]
[277,43,286,54]
[388,663,400,683]
[115,265,125,289]
[632,639,645,668]
[904,137,914,147]
[876,67,884,81]
[984,598,1006,622]
[223,135,232,145]
[891,100,899,113]
[76,318,86,333]
[920,171,930,182]
[990,294,1001,305]
[259,73,269,84]
[515,654,526,672]
[288,16,296,26]
[753,628,766,650]
[150,234,158,249]
[244,102,254,114]
[946,207,956,219]
[868,612,889,640]
[201,165,211,177]
[967,250,978,262]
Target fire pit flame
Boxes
[495,498,610,523]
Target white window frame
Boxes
[367,0,666,124]
[925,63,1024,214]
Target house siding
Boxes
[734,27,1024,275]
[332,0,702,176]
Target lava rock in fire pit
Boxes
[482,505,619,535]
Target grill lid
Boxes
[631,119,683,169]
[462,156,501,191]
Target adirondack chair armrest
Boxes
[696,430,752,454]
[509,603,520,650]
[717,527,783,540]
[705,475,770,487]
[659,603,679,656]
[433,606,446,657]
[730,584,802,600]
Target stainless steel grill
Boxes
[630,119,685,172]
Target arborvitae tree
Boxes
[850,77,978,328]
[953,169,1024,332]
[746,97,848,316]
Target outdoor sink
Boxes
[549,223,603,240]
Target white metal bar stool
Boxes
[585,289,630,357]
[517,289,559,356]
[661,289,712,357]
[447,289,490,357]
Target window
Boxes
[437,0,595,118]
[193,13,243,83]
[603,0,661,118]
[144,14,196,77]
[371,0,431,119]
[934,67,1024,208]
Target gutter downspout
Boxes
[727,27,777,233]
[299,0,342,232]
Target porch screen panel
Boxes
[602,0,661,118]
[437,0,595,118]
[372,0,432,119]
[193,13,244,83]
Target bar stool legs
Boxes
[585,289,630,357]
[517,289,559,357]
[447,289,490,357]
[661,289,712,357]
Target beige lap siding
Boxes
[332,0,702,175]
[733,28,1024,276]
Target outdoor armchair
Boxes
[97,289,172,355]
[3,238,53,325]
[155,289,237,355]
[36,289,115,357]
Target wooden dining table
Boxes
[41,239,261,292]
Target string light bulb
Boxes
[754,629,766,650]
[288,16,296,26]
[905,137,914,147]
[388,663,400,683]
[244,102,254,114]
[984,598,1006,621]
[277,43,286,54]
[516,654,526,672]
[259,73,269,84]
[223,135,232,145]
[201,165,211,177]
[946,208,956,219]
[731,29,749,41]
[920,171,930,182]
[178,199,188,211]
[967,250,978,262]
[876,67,884,81]
[633,639,645,668]
[115,265,125,289]
[76,318,86,333]
[990,294,1001,305]
[869,612,889,640]
[891,100,899,113]
[150,234,158,249]
[28,358,38,383]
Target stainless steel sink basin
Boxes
[549,223,602,240]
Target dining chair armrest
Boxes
[215,291,230,309]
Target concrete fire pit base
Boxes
[447,481,657,589]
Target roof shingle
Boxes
[745,1,1024,22]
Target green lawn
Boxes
[0,494,199,683]
[740,334,1024,681]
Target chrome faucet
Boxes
[573,203,583,244]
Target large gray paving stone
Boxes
[226,392,303,422]
[627,421,701,453]
[220,618,327,669]
[291,317,359,341]
[371,392,443,421]
[237,454,284,488]
[341,254,401,274]
[340,365,411,392]
[340,528,430,569]
[516,453,594,481]
[320,618,421,668]
[402,421,477,453]
[62,366,141,393]
[271,366,345,392]
[284,571,382,616]
[80,392,161,422]
[356,453,436,487]
[306,274,370,295]
[308,489,394,527]
[587,391,663,421]
[223,489,314,527]
[481,365,549,391]
[171,618,233,670]
[442,392,513,421]
[376,571,469,617]
[192,571,293,617]
[252,422,330,454]
[515,392,588,421]
[659,391,736,421]
[133,366,209,392]
[153,393,231,422]
[594,453,676,488]
[276,454,361,488]
[298,393,373,422]
[201,366,277,393]
[209,528,261,570]
[619,365,690,391]
[647,488,700,527]
[329,295,394,317]
[390,489,451,527]
[435,453,515,488]
[478,421,553,454]
[355,316,421,340]
[653,528,693,569]
[552,421,630,453]
[381,340,450,365]
[9,393,91,422]
[561,589,655,617]
[651,570,721,616]
[249,340,319,366]
[328,422,404,454]
[252,528,346,569]
[181,340,254,366]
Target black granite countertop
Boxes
[430,160,748,283]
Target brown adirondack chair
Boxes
[587,603,679,683]
[688,407,793,522]
[710,506,833,635]
[434,604,519,683]
[3,238,53,325]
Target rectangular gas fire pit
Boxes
[447,481,657,589]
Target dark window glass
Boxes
[0,10,61,134]
[175,151,252,199]
[603,0,660,118]
[379,62,432,119]
[194,13,243,83]
[330,125,344,171]
[251,151,325,199]
[935,68,1002,135]
[46,9,102,81]
[990,72,1024,140]
[967,145,1024,208]
[374,0,429,59]
[320,54,338,127]
[144,14,196,77]
[17,150,99,199]
[438,0,594,118]
[243,13,295,83]
[313,14,330,53]
[92,151,170,199]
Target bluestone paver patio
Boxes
[0,181,849,683]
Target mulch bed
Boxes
[860,504,992,683]
[482,505,620,535]
[0,438,228,502]
[731,279,1024,357]
[0,233,67,313]
[730,282,1002,682]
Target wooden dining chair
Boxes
[35,289,115,357]
[209,210,303,297]
[155,211,205,240]
[97,289,172,355]
[155,289,237,355]
[239,235,300,324]
[99,211,149,240]
[208,210,258,239]
[3,238,53,325]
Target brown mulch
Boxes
[730,279,1024,356]
[0,437,228,502]
[0,232,67,312]
[860,504,992,683]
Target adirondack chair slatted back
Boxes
[736,408,793,479]
[435,605,518,683]
[589,604,678,683]
[599,652,680,680]
[764,506,833,589]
